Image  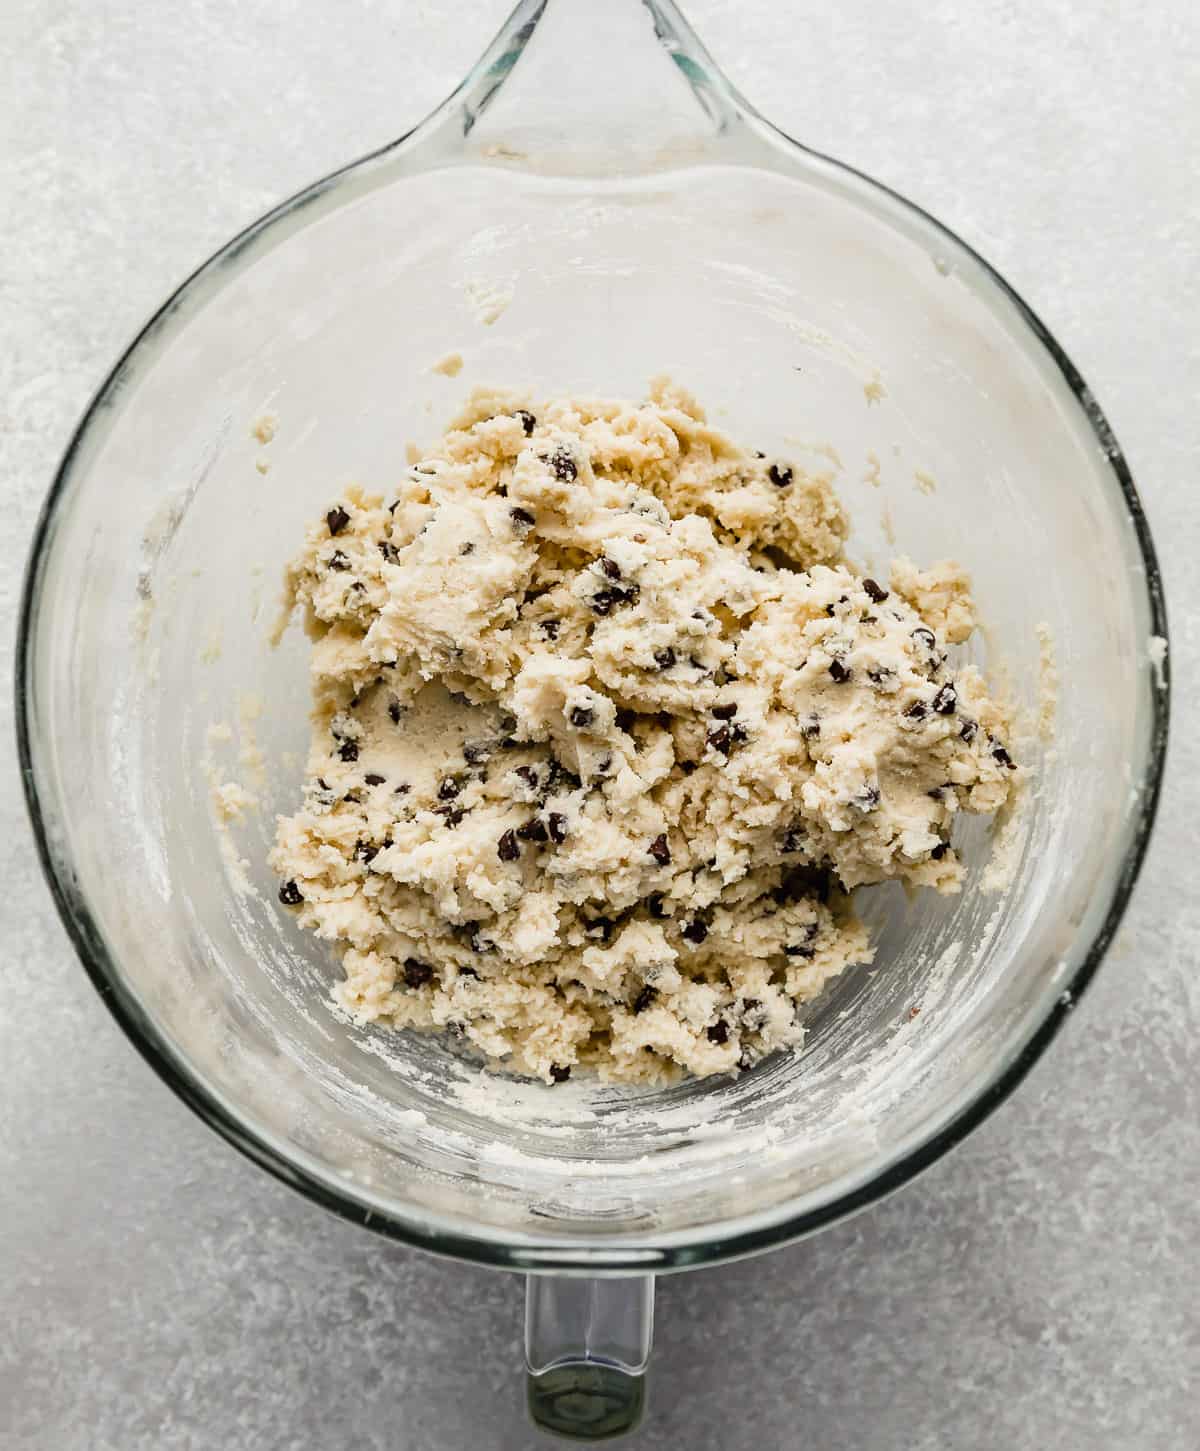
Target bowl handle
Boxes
[525,1274,655,1440]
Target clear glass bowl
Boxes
[17,0,1168,1437]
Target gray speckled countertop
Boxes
[2,2,1196,1447]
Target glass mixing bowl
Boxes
[17,0,1169,1438]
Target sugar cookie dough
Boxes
[270,379,1019,1084]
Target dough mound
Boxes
[270,381,1018,1084]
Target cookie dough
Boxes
[270,379,1019,1084]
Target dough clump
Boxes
[271,381,1018,1084]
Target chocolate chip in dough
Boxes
[863,578,889,603]
[338,739,359,763]
[497,829,521,862]
[549,447,577,482]
[959,717,979,744]
[681,919,708,945]
[648,833,671,866]
[707,725,732,755]
[654,646,676,670]
[278,880,303,906]
[403,958,433,988]
[711,702,738,720]
[327,550,350,571]
[828,658,852,684]
[767,462,793,488]
[547,813,569,844]
[325,505,350,536]
[706,1020,729,1045]
[569,705,594,728]
[632,986,657,1014]
[514,409,536,436]
[549,1064,571,1083]
[510,507,535,534]
[364,773,386,786]
[932,683,957,715]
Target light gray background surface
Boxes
[2,2,1196,1447]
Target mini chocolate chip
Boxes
[753,450,766,459]
[591,590,619,616]
[378,540,400,564]
[931,841,949,860]
[514,409,536,436]
[633,986,656,1015]
[459,541,476,556]
[932,683,957,715]
[681,919,708,945]
[549,1064,571,1083]
[781,829,805,854]
[497,829,520,862]
[708,725,732,755]
[867,666,895,687]
[800,715,821,739]
[355,840,380,864]
[595,754,613,777]
[828,658,852,684]
[711,702,738,720]
[510,507,536,534]
[706,1020,729,1045]
[549,447,577,482]
[517,816,548,842]
[649,833,671,866]
[912,627,937,652]
[458,966,480,980]
[653,646,676,670]
[388,701,402,724]
[364,773,386,786]
[767,462,793,488]
[326,505,350,536]
[784,943,814,958]
[863,578,889,603]
[904,700,929,720]
[599,557,621,580]
[730,722,749,745]
[403,958,433,989]
[436,806,465,828]
[857,785,881,811]
[514,765,539,790]
[463,741,491,765]
[541,619,560,640]
[959,717,979,744]
[569,705,594,728]
[991,741,1016,770]
[862,613,878,624]
[327,550,350,571]
[338,739,359,763]
[437,777,461,801]
[278,880,303,906]
[647,893,666,919]
[546,812,568,844]
[615,708,637,732]
[394,782,411,795]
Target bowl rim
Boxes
[16,113,1170,1276]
